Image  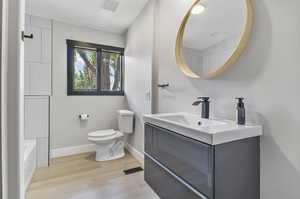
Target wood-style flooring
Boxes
[26,152,159,199]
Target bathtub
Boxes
[24,139,37,191]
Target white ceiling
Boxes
[26,0,149,34]
[183,0,247,50]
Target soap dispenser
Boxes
[235,98,246,125]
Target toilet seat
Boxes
[89,129,116,138]
[88,129,123,141]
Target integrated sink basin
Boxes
[153,113,227,127]
[143,112,262,145]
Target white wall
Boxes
[50,21,127,150]
[125,0,155,155]
[154,0,300,198]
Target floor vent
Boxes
[123,167,144,175]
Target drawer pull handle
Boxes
[145,152,208,199]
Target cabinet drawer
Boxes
[145,155,205,199]
[146,124,214,198]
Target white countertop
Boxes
[143,112,263,145]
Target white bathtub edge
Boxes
[24,139,37,192]
[24,162,36,192]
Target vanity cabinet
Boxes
[144,123,260,199]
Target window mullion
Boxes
[97,49,102,94]
[121,54,124,92]
[67,45,75,95]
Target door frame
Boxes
[0,0,8,198]
[0,0,4,197]
[1,0,25,198]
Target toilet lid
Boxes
[88,129,117,138]
[118,110,134,116]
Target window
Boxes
[67,40,124,95]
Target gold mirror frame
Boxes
[175,0,253,79]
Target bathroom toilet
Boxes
[88,110,134,162]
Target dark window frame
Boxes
[67,39,125,96]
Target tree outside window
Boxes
[67,40,124,96]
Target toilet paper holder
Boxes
[79,114,90,120]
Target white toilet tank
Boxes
[118,110,134,134]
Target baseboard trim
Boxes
[51,143,145,163]
[51,144,96,159]
[126,143,144,165]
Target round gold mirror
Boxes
[176,0,253,79]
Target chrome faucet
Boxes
[192,97,210,119]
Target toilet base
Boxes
[94,137,125,162]
[96,152,125,162]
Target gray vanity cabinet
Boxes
[144,123,260,199]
